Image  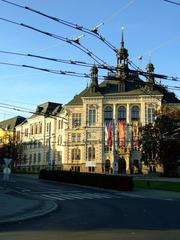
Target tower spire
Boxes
[116,27,128,65]
[146,61,155,91]
[116,27,129,80]
[90,65,99,93]
[121,26,124,48]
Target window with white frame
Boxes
[147,106,155,123]
[72,113,81,128]
[71,133,81,143]
[57,135,62,145]
[25,128,29,137]
[104,106,113,121]
[46,122,51,132]
[71,148,81,160]
[33,153,36,164]
[88,146,95,160]
[39,122,42,134]
[88,107,96,126]
[57,151,62,163]
[131,106,140,121]
[38,153,41,162]
[118,106,126,121]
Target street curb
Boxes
[0,196,58,225]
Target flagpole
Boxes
[112,119,118,175]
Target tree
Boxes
[141,107,180,176]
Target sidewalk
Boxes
[0,187,58,225]
[132,188,180,201]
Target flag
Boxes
[105,121,112,146]
[132,121,139,147]
[118,120,125,148]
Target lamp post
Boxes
[47,122,52,170]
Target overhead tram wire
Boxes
[4,0,179,79]
[0,102,34,112]
[128,59,180,83]
[163,0,180,6]
[0,103,68,122]
[0,61,106,80]
[2,49,179,82]
[0,50,115,71]
[1,0,117,53]
[0,17,112,69]
[2,1,180,80]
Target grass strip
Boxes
[134,180,180,192]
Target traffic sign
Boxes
[3,158,12,167]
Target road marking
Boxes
[41,192,119,201]
[15,187,32,192]
[118,193,145,198]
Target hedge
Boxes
[39,170,134,191]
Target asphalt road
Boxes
[0,174,180,240]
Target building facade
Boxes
[14,37,180,174]
[15,102,63,172]
[61,36,180,174]
[0,116,25,168]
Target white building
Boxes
[15,102,62,172]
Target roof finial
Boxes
[148,51,152,64]
[121,26,124,48]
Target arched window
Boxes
[88,146,95,160]
[104,106,113,121]
[118,106,126,121]
[131,106,140,121]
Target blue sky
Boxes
[0,0,179,120]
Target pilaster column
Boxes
[126,103,130,124]
[140,101,146,126]
[113,104,116,120]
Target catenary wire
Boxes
[0,16,111,67]
[0,0,117,53]
[0,61,106,80]
[0,50,115,71]
[163,0,180,6]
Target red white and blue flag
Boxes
[105,121,112,146]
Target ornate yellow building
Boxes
[14,36,180,174]
[61,36,180,174]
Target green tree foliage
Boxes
[141,106,180,176]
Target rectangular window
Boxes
[77,133,81,142]
[72,113,81,128]
[71,148,81,160]
[29,154,32,165]
[34,153,36,164]
[30,125,33,135]
[16,131,21,141]
[39,122,42,134]
[148,107,155,123]
[38,153,41,162]
[25,128,29,137]
[57,151,62,163]
[89,109,96,126]
[72,133,76,142]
